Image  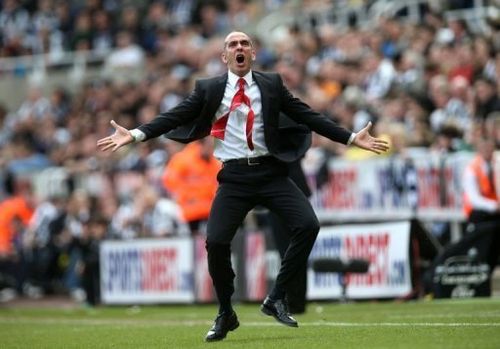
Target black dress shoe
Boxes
[261,296,298,327]
[205,311,239,342]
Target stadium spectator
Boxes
[91,9,115,56]
[140,1,170,53]
[22,193,67,296]
[463,138,500,224]
[69,10,93,51]
[48,87,71,126]
[403,92,434,147]
[448,41,475,83]
[428,125,463,245]
[110,183,189,239]
[166,0,196,28]
[226,0,254,29]
[394,49,425,92]
[474,75,500,121]
[162,138,221,235]
[53,1,72,44]
[430,124,463,155]
[426,135,500,299]
[5,132,52,178]
[103,30,145,82]
[29,0,64,58]
[197,2,229,39]
[32,1,58,32]
[0,182,33,256]
[137,185,190,237]
[428,74,471,133]
[485,112,500,148]
[118,5,143,44]
[0,180,34,296]
[78,215,108,306]
[473,36,495,78]
[97,30,388,341]
[13,85,51,127]
[0,0,30,57]
[362,48,397,101]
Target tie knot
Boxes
[238,78,245,90]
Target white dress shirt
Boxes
[130,70,270,161]
[212,70,269,161]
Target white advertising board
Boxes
[100,238,194,304]
[308,221,412,299]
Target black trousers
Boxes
[269,212,308,313]
[206,158,320,308]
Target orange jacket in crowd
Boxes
[162,141,221,223]
[463,154,498,218]
[0,195,34,256]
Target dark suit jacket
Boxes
[137,71,352,162]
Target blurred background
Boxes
[0,0,499,308]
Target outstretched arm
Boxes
[278,74,389,153]
[352,122,389,154]
[97,80,205,152]
[97,120,134,152]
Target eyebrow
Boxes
[224,39,252,48]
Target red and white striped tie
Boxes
[210,77,255,150]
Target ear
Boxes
[221,52,228,64]
[251,50,256,61]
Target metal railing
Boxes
[0,49,106,78]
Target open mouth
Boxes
[236,54,245,64]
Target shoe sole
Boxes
[260,304,299,328]
[205,321,240,342]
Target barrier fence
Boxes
[309,151,473,223]
[99,221,414,304]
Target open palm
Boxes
[97,120,134,152]
[352,122,389,154]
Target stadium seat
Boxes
[312,258,370,302]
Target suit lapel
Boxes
[206,73,228,119]
[252,71,271,124]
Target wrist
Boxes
[347,132,357,146]
[129,129,146,142]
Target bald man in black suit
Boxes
[98,31,389,342]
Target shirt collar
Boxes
[228,70,253,89]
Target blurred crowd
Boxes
[0,0,499,304]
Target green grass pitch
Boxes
[1,298,500,349]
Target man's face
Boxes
[221,32,255,76]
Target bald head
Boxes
[223,31,253,49]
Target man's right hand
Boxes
[97,120,134,152]
[352,122,390,155]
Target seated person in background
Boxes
[463,137,500,224]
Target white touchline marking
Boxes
[0,318,499,327]
[388,312,500,319]
[301,322,500,327]
[245,322,500,327]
